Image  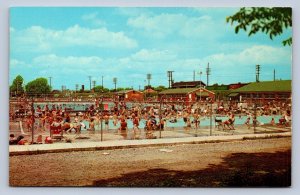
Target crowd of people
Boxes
[9,99,292,144]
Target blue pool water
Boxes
[34,101,146,111]
[80,115,282,131]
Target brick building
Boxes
[171,81,206,88]
[158,87,215,102]
[116,90,144,102]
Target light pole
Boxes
[48,77,52,90]
[147,73,151,87]
[199,71,202,102]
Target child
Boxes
[245,116,251,129]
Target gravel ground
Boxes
[9,137,291,187]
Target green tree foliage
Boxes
[154,85,167,92]
[93,85,109,93]
[25,77,51,95]
[116,87,125,92]
[10,75,25,96]
[226,7,292,46]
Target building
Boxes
[206,84,230,101]
[116,90,144,102]
[158,87,215,102]
[171,81,206,88]
[228,82,249,90]
[228,80,291,102]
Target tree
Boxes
[226,7,292,46]
[154,85,167,92]
[10,75,25,96]
[25,77,51,95]
[116,87,125,92]
[93,85,109,93]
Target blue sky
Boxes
[9,7,292,90]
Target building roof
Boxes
[159,87,215,95]
[231,80,291,93]
[159,88,199,95]
[228,92,239,97]
[117,90,143,94]
[144,88,157,93]
[206,85,229,90]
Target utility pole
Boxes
[92,80,96,90]
[256,64,260,82]
[101,76,104,89]
[88,76,92,90]
[206,63,211,86]
[193,70,195,81]
[273,69,276,81]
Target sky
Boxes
[9,7,292,90]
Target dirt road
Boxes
[9,137,291,187]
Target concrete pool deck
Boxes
[9,124,291,156]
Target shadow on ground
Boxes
[92,149,291,187]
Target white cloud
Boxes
[81,12,98,20]
[127,13,217,39]
[203,45,291,67]
[32,54,103,70]
[10,59,26,68]
[10,44,291,88]
[81,12,106,27]
[11,25,138,53]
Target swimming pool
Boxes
[79,115,282,131]
[34,101,152,111]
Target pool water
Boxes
[79,115,282,131]
[34,102,149,111]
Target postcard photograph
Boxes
[9,7,292,187]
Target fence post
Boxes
[31,96,35,144]
[159,95,165,139]
[100,97,103,141]
[254,102,257,133]
[210,101,213,136]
